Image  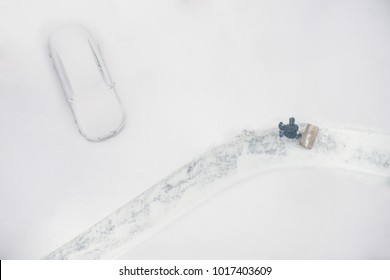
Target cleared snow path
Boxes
[45,126,390,259]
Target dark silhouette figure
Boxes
[279,117,301,139]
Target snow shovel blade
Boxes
[300,124,319,149]
[49,24,125,141]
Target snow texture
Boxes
[45,126,390,259]
[2,0,390,259]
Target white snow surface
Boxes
[121,168,390,259]
[45,127,390,259]
[1,0,390,259]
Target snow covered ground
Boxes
[45,128,390,259]
[1,0,390,259]
[121,168,390,259]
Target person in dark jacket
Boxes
[279,117,301,139]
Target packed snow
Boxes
[45,127,390,259]
[1,0,390,259]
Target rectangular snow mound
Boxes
[300,124,319,149]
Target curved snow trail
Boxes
[45,126,390,259]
